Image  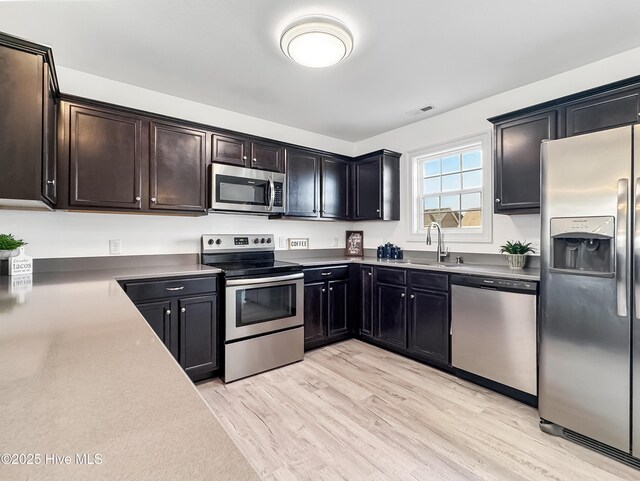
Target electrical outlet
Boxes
[109,239,122,255]
[332,237,339,247]
[278,236,286,249]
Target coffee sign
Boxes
[9,247,33,276]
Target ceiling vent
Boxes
[420,104,434,113]
[406,104,435,116]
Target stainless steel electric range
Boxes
[201,234,304,382]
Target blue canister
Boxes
[377,246,384,259]
[383,243,392,258]
[390,245,398,259]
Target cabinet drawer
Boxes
[304,265,349,283]
[376,267,407,285]
[124,276,217,301]
[409,270,448,292]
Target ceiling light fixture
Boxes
[280,15,353,68]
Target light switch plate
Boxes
[109,239,122,255]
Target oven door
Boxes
[211,164,285,214]
[225,272,304,341]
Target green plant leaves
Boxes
[0,234,27,251]
[499,240,534,255]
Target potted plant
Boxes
[499,240,535,270]
[0,234,27,259]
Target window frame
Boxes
[407,131,493,244]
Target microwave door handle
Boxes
[268,177,276,211]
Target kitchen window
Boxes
[409,132,492,243]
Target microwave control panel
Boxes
[274,182,283,207]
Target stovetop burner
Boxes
[201,234,302,279]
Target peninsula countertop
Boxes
[0,264,259,481]
[292,256,540,281]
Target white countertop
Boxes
[0,264,259,481]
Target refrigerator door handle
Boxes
[617,178,629,317]
[635,177,640,320]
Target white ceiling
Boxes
[2,1,640,142]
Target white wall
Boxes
[354,46,640,255]
[0,67,354,259]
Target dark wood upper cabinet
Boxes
[565,86,640,137]
[493,110,557,214]
[0,35,59,209]
[353,150,401,220]
[321,156,350,219]
[250,140,285,172]
[211,133,249,167]
[69,104,143,209]
[408,288,449,365]
[150,122,207,212]
[285,149,320,217]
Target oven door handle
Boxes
[226,272,304,286]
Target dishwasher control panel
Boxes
[450,274,537,293]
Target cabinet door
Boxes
[0,45,43,202]
[494,110,557,214]
[178,295,218,379]
[212,133,249,167]
[69,105,143,209]
[354,156,382,220]
[565,87,640,137]
[408,288,449,364]
[360,266,374,337]
[42,62,57,204]
[250,140,285,172]
[328,280,348,336]
[321,157,350,219]
[375,283,407,348]
[286,149,320,217]
[150,122,207,212]
[135,299,172,350]
[304,282,326,347]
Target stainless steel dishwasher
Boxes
[451,274,538,404]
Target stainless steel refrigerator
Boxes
[539,124,640,466]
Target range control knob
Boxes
[260,238,266,244]
[207,239,214,245]
[254,238,260,244]
[266,238,272,244]
[215,239,222,245]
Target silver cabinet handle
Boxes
[135,196,141,201]
[410,294,415,299]
[368,272,372,276]
[321,272,332,276]
[401,293,405,297]
[181,307,186,313]
[329,287,333,291]
[495,198,500,203]
[253,158,257,162]
[165,286,185,291]
[243,155,247,160]
[151,197,156,203]
[322,288,326,292]
[47,180,55,185]
[617,178,629,317]
[165,309,171,315]
[376,209,380,213]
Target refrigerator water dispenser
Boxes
[550,216,615,276]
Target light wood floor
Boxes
[198,340,640,481]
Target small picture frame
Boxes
[345,230,364,257]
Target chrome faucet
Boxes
[426,221,449,263]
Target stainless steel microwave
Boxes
[210,164,285,214]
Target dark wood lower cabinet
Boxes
[123,276,219,382]
[375,283,407,349]
[304,281,326,346]
[408,288,449,365]
[328,280,348,336]
[179,295,218,380]
[135,299,171,349]
[303,268,350,350]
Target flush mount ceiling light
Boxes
[280,15,353,68]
